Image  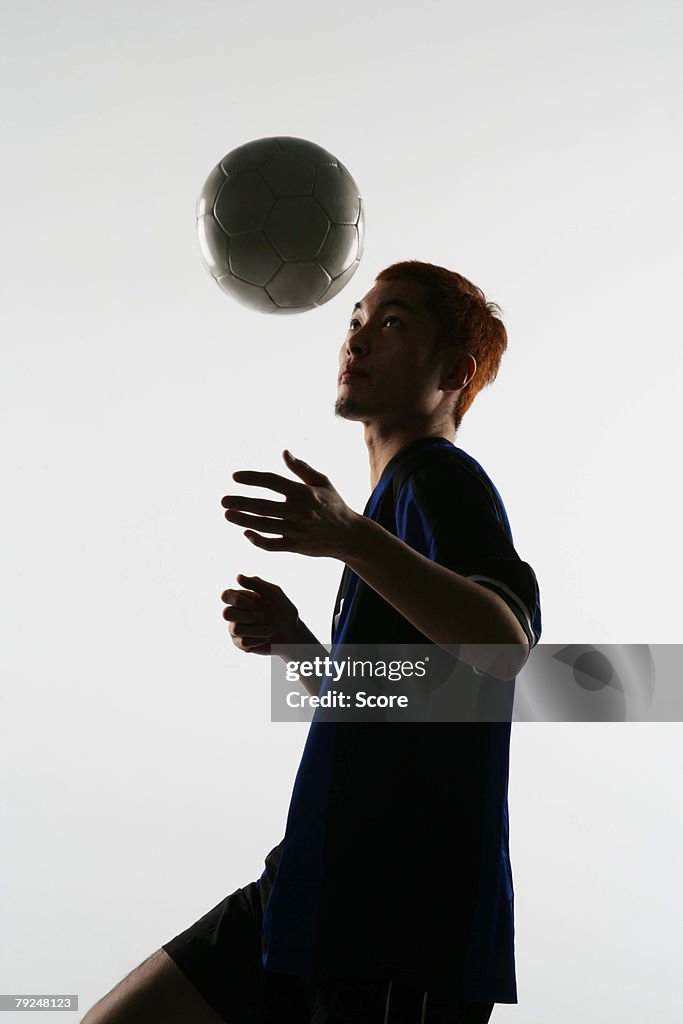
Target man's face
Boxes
[335,278,451,425]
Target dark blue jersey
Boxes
[257,436,542,1003]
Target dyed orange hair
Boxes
[374,260,508,432]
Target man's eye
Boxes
[348,316,401,330]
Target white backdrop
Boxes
[2,0,682,1021]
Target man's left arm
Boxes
[340,512,530,680]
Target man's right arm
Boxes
[274,615,329,696]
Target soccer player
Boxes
[80,261,541,1024]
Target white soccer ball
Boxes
[195,136,365,314]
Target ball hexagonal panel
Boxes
[196,164,228,219]
[214,172,275,234]
[267,261,331,307]
[196,213,230,276]
[216,273,279,313]
[276,136,338,165]
[265,197,330,260]
[271,302,318,315]
[229,231,282,287]
[260,151,316,197]
[317,224,358,278]
[314,164,360,224]
[319,259,361,305]
[220,137,281,174]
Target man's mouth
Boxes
[339,370,370,382]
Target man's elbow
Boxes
[488,638,530,681]
[459,634,530,681]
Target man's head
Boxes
[334,260,507,434]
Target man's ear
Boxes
[442,353,476,391]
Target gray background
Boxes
[1,0,682,1020]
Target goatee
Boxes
[334,396,365,420]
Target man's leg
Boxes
[79,948,226,1024]
[80,880,308,1024]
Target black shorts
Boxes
[161,878,495,1023]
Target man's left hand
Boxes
[221,450,361,558]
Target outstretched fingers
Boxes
[223,509,290,535]
[235,573,279,594]
[220,495,287,515]
[231,470,302,498]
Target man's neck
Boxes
[363,423,455,490]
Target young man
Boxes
[81,262,541,1024]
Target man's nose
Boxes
[345,328,370,355]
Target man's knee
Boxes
[79,947,224,1024]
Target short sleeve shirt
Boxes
[258,437,542,1004]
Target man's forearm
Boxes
[341,513,529,680]
[276,617,329,696]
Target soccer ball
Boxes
[195,136,365,314]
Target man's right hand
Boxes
[220,574,300,656]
